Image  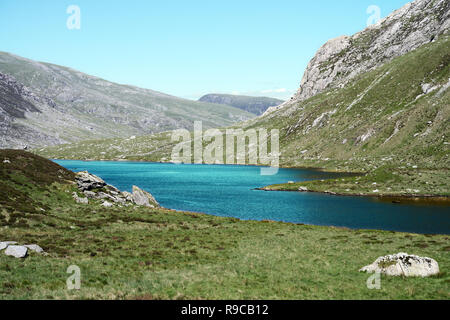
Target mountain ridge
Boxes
[0,52,254,149]
[199,93,283,115]
[267,0,449,114]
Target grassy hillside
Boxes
[37,36,450,197]
[199,93,284,115]
[0,150,448,299]
[0,52,254,148]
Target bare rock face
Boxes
[278,0,449,111]
[359,252,439,277]
[75,171,106,191]
[132,186,160,208]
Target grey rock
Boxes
[122,191,133,201]
[72,192,89,204]
[83,190,96,198]
[102,201,113,208]
[75,171,106,191]
[4,245,28,258]
[0,241,17,251]
[24,244,44,253]
[359,252,439,277]
[132,186,159,208]
[298,186,308,192]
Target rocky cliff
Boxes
[268,0,449,114]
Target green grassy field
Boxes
[0,150,449,300]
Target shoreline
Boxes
[256,187,450,202]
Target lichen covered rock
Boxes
[360,252,439,277]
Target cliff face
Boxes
[269,0,449,114]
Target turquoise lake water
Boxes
[54,160,450,234]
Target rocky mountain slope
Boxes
[0,52,253,149]
[199,93,283,115]
[268,0,449,114]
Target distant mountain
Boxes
[199,94,283,115]
[0,52,254,149]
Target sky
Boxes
[0,0,411,101]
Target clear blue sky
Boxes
[0,0,411,100]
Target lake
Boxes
[54,160,450,235]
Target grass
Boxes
[0,150,449,300]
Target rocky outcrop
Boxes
[73,171,160,208]
[72,192,89,204]
[273,0,449,113]
[359,253,439,277]
[132,186,160,208]
[75,171,107,191]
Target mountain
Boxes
[0,52,254,149]
[199,93,283,115]
[267,0,449,114]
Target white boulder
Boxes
[0,241,17,251]
[4,245,28,258]
[360,252,439,277]
[24,244,44,253]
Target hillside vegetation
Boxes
[0,150,449,299]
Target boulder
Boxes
[102,201,113,208]
[4,245,28,258]
[75,171,106,191]
[122,191,133,202]
[359,252,439,277]
[0,241,17,251]
[132,186,159,208]
[72,192,89,204]
[83,190,97,198]
[298,186,308,192]
[24,244,44,253]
